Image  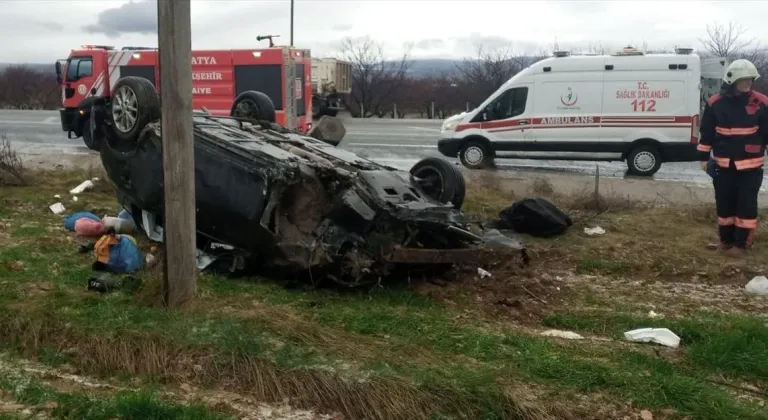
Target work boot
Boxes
[722,246,744,258]
[710,242,732,252]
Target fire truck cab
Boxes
[56,44,313,147]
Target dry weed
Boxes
[0,314,559,420]
[0,132,26,185]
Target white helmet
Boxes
[723,59,760,84]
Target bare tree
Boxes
[585,42,608,55]
[455,46,528,105]
[699,21,754,58]
[339,36,412,118]
[0,65,60,110]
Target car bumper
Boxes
[437,138,462,157]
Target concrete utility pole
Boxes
[290,0,295,46]
[157,0,197,308]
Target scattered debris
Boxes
[72,196,78,202]
[74,218,105,237]
[53,194,60,199]
[648,310,664,319]
[745,276,768,296]
[87,273,142,294]
[640,409,654,420]
[624,327,680,348]
[69,180,94,195]
[583,226,605,236]
[49,203,65,214]
[540,329,584,340]
[64,212,100,231]
[92,233,144,274]
[477,268,492,279]
[495,198,572,238]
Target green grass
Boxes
[1,170,767,419]
[0,368,231,420]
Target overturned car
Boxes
[85,76,527,286]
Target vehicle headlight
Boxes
[442,120,457,131]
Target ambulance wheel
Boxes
[459,140,492,169]
[410,157,466,209]
[109,76,160,143]
[626,145,661,176]
[230,91,276,123]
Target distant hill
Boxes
[0,63,53,74]
[404,59,462,78]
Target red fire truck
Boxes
[56,44,313,147]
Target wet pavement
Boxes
[0,109,752,189]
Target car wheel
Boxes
[626,145,661,176]
[109,76,160,143]
[230,90,276,123]
[459,140,492,169]
[410,157,466,209]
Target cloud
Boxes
[414,39,445,50]
[331,24,353,32]
[452,34,542,58]
[82,0,158,38]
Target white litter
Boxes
[583,226,605,236]
[69,180,94,195]
[53,194,61,199]
[745,276,768,296]
[72,196,78,202]
[624,327,680,348]
[477,267,492,279]
[49,203,66,214]
[103,216,135,234]
[540,329,584,340]
[648,310,664,319]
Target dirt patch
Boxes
[415,257,569,325]
[561,274,768,318]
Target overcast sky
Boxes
[2,0,767,63]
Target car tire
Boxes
[230,90,276,123]
[410,157,466,209]
[626,145,662,176]
[459,140,492,169]
[109,76,160,143]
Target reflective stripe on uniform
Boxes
[735,217,758,229]
[715,126,759,136]
[714,156,731,167]
[718,216,735,226]
[734,157,764,170]
[697,144,712,152]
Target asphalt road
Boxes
[0,109,710,185]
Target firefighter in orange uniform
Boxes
[698,59,768,257]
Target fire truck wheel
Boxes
[81,117,101,151]
[230,91,276,123]
[410,157,466,210]
[109,77,160,143]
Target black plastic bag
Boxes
[498,198,572,238]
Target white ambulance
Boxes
[437,47,729,176]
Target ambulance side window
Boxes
[483,87,528,121]
[66,57,93,82]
